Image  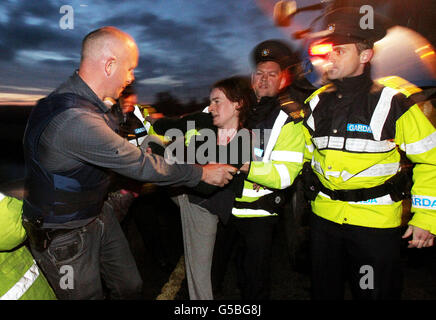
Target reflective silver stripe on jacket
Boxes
[270,150,304,163]
[274,163,292,188]
[345,138,396,153]
[242,188,273,198]
[340,163,400,181]
[306,95,320,131]
[262,110,289,162]
[232,208,275,217]
[312,160,400,181]
[369,87,398,141]
[310,86,399,153]
[400,131,436,155]
[312,136,396,153]
[0,261,40,300]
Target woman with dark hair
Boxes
[210,76,252,131]
[178,76,254,300]
[149,75,254,299]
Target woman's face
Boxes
[208,88,240,129]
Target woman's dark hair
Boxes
[212,75,254,129]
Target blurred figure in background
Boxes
[111,82,148,147]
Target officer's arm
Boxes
[0,195,26,251]
[395,100,436,237]
[246,121,305,189]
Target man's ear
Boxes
[104,57,116,77]
[279,69,291,90]
[359,49,373,64]
[279,76,286,90]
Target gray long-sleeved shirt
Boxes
[37,72,202,227]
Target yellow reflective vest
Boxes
[233,106,306,218]
[303,75,436,233]
[0,194,56,300]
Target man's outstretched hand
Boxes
[201,163,237,187]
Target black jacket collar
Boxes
[331,65,373,96]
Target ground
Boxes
[123,199,436,301]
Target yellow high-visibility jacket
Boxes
[0,194,56,300]
[233,105,306,218]
[303,75,436,233]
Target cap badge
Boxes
[327,23,335,32]
[261,48,270,57]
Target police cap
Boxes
[316,7,388,47]
[251,39,298,70]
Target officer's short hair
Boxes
[355,41,373,54]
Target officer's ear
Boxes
[279,69,290,90]
[104,56,116,77]
[359,49,373,64]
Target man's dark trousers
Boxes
[27,207,143,300]
[230,215,279,300]
[310,213,403,300]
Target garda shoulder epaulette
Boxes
[277,92,304,121]
[376,76,421,98]
[304,83,334,104]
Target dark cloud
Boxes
[0,43,14,61]
[10,0,60,20]
[0,1,83,65]
[40,58,77,68]
[99,11,241,102]
[0,23,79,53]
[200,15,230,26]
[0,0,290,104]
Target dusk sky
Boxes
[0,0,321,105]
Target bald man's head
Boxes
[78,26,139,100]
[80,26,136,62]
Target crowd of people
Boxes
[1,7,436,301]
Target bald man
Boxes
[22,26,236,300]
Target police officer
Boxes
[303,7,436,299]
[0,181,56,300]
[222,39,306,299]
